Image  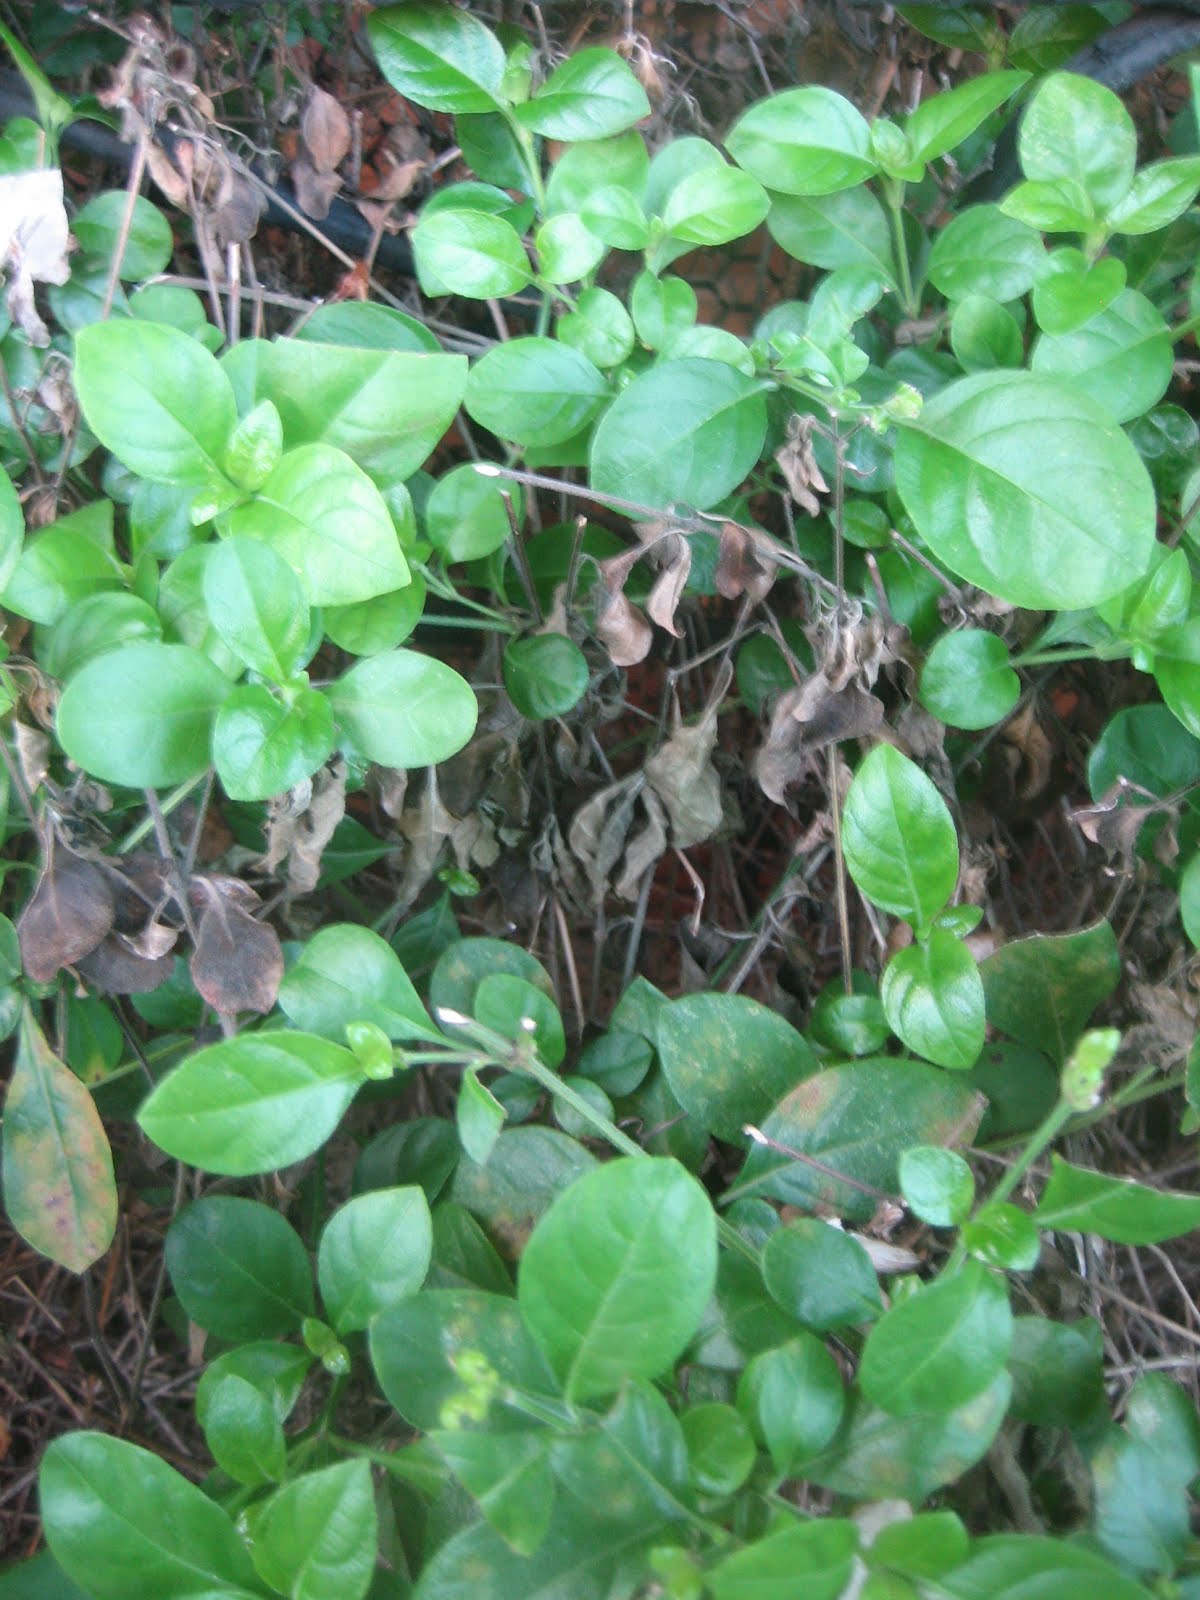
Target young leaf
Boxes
[413,207,532,299]
[1107,155,1200,236]
[503,634,590,720]
[325,648,478,768]
[138,1031,364,1176]
[518,1157,717,1401]
[515,48,650,141]
[894,370,1156,610]
[40,1432,260,1600]
[202,535,308,680]
[1018,70,1137,214]
[859,1259,1013,1416]
[465,338,608,447]
[317,1187,432,1335]
[279,922,440,1043]
[681,1403,756,1496]
[251,1460,377,1600]
[905,71,1028,164]
[881,926,985,1070]
[919,630,1020,728]
[1034,1156,1200,1244]
[2,1007,116,1272]
[368,2,505,112]
[899,1146,975,1228]
[842,744,959,933]
[1,502,123,625]
[165,1194,314,1339]
[726,87,875,196]
[195,1342,313,1429]
[457,1066,508,1166]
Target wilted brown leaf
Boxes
[755,674,884,805]
[645,662,731,849]
[76,934,174,995]
[615,787,669,901]
[595,589,652,668]
[292,156,343,221]
[776,414,829,518]
[301,85,352,173]
[0,169,71,346]
[18,850,114,983]
[1069,781,1156,866]
[189,882,283,1015]
[263,762,347,893]
[645,532,691,638]
[715,521,776,605]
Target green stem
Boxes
[884,180,917,317]
[327,1435,448,1494]
[116,773,207,853]
[986,1097,1074,1209]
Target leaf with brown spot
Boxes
[2,1005,116,1272]
[301,86,352,173]
[190,887,283,1016]
[18,849,114,983]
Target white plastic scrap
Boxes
[0,168,71,345]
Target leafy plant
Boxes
[2,6,1200,1598]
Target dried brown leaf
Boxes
[615,788,669,900]
[569,775,642,904]
[18,850,114,983]
[301,86,352,173]
[292,156,343,221]
[775,415,829,519]
[645,663,731,849]
[190,886,283,1016]
[263,762,347,893]
[14,721,49,793]
[0,169,70,346]
[76,935,174,995]
[755,674,884,805]
[595,589,652,667]
[1069,782,1155,864]
[715,521,775,604]
[645,532,691,638]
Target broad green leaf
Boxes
[2,501,122,625]
[248,340,466,486]
[894,370,1156,610]
[629,271,698,350]
[579,183,649,250]
[905,71,1028,164]
[558,286,636,367]
[2,1007,115,1272]
[881,927,985,1070]
[324,577,426,655]
[926,204,1044,303]
[761,1218,881,1329]
[940,1534,1158,1600]
[656,991,818,1140]
[42,592,163,680]
[899,1146,974,1228]
[979,921,1119,1062]
[426,463,520,562]
[962,1201,1041,1271]
[998,175,1097,232]
[681,1403,756,1496]
[535,212,606,284]
[474,974,566,1066]
[1032,289,1173,425]
[165,1194,314,1339]
[138,1031,364,1176]
[868,1512,969,1581]
[730,1059,984,1223]
[368,3,505,112]
[370,1288,558,1429]
[430,937,555,1021]
[202,1373,286,1487]
[296,299,440,352]
[767,186,895,280]
[518,1157,717,1401]
[551,1380,693,1534]
[202,535,308,680]
[318,1187,432,1334]
[252,1460,377,1600]
[465,338,608,447]
[1126,1372,1200,1486]
[1008,1314,1104,1427]
[325,648,478,768]
[431,1429,554,1555]
[860,1259,1012,1417]
[1018,70,1136,214]
[516,48,650,140]
[212,683,334,801]
[726,87,875,196]
[545,130,649,216]
[949,294,1024,372]
[429,1199,513,1294]
[74,190,172,279]
[73,320,237,490]
[413,207,532,299]
[801,1373,1011,1503]
[1034,1155,1200,1244]
[1032,249,1125,336]
[1109,155,1200,235]
[280,923,439,1043]
[56,641,231,787]
[842,744,959,933]
[661,164,770,246]
[0,466,21,595]
[1007,4,1110,71]
[742,1331,844,1465]
[503,633,590,719]
[227,443,408,606]
[709,1518,858,1600]
[195,1342,312,1428]
[590,357,767,512]
[450,1125,597,1247]
[40,1433,259,1600]
[919,629,1020,728]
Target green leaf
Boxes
[503,633,590,720]
[324,577,426,656]
[212,683,334,801]
[681,1403,756,1496]
[1126,1372,1200,1486]
[195,1342,312,1428]
[926,204,1045,303]
[138,1031,364,1176]
[1008,1314,1104,1427]
[842,744,959,933]
[768,186,894,282]
[427,463,520,563]
[899,1145,975,1227]
[74,190,173,280]
[551,1379,694,1534]
[431,1429,554,1555]
[518,1157,717,1401]
[731,1059,984,1223]
[248,340,466,487]
[414,207,532,299]
[465,338,608,448]
[202,535,308,680]
[949,294,1024,373]
[709,1518,858,1600]
[474,973,566,1066]
[859,1259,1013,1417]
[2,501,122,625]
[979,920,1119,1062]
[534,212,606,285]
[457,1065,508,1165]
[579,183,649,250]
[1032,249,1125,336]
[558,285,636,367]
[1034,1155,1200,1244]
[661,164,770,247]
[630,271,698,350]
[201,1373,287,1487]
[166,1194,313,1340]
[1108,155,1200,236]
[1007,5,1110,71]
[73,320,237,491]
[737,1332,846,1469]
[1094,1426,1191,1576]
[546,129,648,215]
[516,48,649,140]
[940,1533,1160,1600]
[252,1460,377,1600]
[222,397,283,490]
[868,1511,969,1581]
[2,1007,116,1272]
[656,991,818,1141]
[726,87,875,196]
[998,175,1097,233]
[318,1187,432,1335]
[881,927,985,1070]
[42,592,162,681]
[0,466,22,596]
[1031,289,1174,426]
[1018,70,1136,214]
[368,2,504,112]
[962,1201,1041,1271]
[325,648,478,768]
[919,629,1020,728]
[40,1432,259,1600]
[227,443,408,606]
[590,357,767,513]
[56,641,231,788]
[761,1218,881,1329]
[280,923,438,1044]
[906,71,1028,164]
[894,370,1156,610]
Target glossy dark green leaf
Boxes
[808,971,890,1057]
[503,633,590,719]
[881,928,985,1070]
[979,921,1119,1062]
[761,1218,882,1329]
[451,1126,598,1253]
[138,1031,364,1176]
[868,1512,969,1581]
[551,1380,692,1534]
[194,1341,313,1428]
[656,991,818,1141]
[842,744,959,933]
[737,1332,845,1470]
[1034,1155,1200,1244]
[898,1146,975,1228]
[165,1195,314,1339]
[919,630,1020,728]
[279,923,439,1044]
[40,1432,259,1600]
[518,1157,717,1401]
[474,974,566,1067]
[318,1186,432,1335]
[949,294,1024,372]
[680,1403,756,1496]
[516,48,649,140]
[355,1118,460,1202]
[325,648,478,768]
[962,1202,1041,1271]
[368,2,505,112]
[1008,1314,1104,1427]
[709,1517,859,1600]
[727,86,874,195]
[252,1460,377,1600]
[456,1066,507,1166]
[426,462,518,562]
[428,1200,512,1294]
